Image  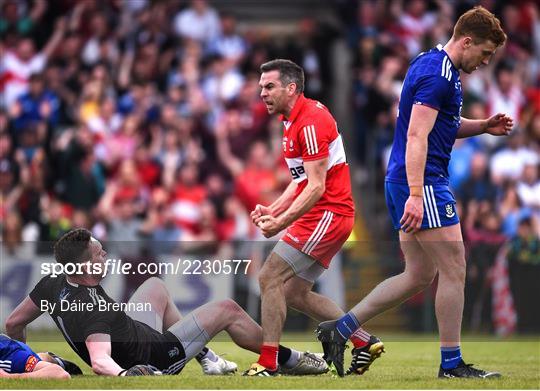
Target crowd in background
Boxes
[1,0,296,258]
[1,0,539,332]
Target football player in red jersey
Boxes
[244,59,384,376]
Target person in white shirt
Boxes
[172,0,220,45]
[1,18,66,108]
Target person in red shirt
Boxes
[244,59,384,376]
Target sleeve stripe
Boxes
[310,125,318,154]
[303,125,318,155]
[303,127,312,155]
[441,56,452,81]
[441,57,447,78]
[304,126,315,155]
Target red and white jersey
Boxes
[280,94,355,217]
[0,51,46,107]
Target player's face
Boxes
[259,70,289,115]
[89,240,107,267]
[462,38,498,74]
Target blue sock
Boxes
[441,346,462,370]
[335,312,360,341]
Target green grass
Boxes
[1,332,538,389]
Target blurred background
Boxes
[1,0,539,336]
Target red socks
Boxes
[258,345,279,370]
[349,327,371,349]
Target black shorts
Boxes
[148,331,187,375]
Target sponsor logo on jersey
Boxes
[59,287,69,301]
[289,165,305,180]
[445,203,455,218]
[25,356,38,372]
[286,232,300,243]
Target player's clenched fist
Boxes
[256,214,285,238]
[250,204,271,226]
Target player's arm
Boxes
[457,114,513,138]
[0,362,70,379]
[251,180,298,226]
[5,297,43,343]
[406,104,438,189]
[269,180,298,216]
[250,176,298,225]
[401,104,438,232]
[278,158,327,226]
[256,158,327,237]
[86,333,125,376]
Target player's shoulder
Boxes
[298,98,335,127]
[410,45,454,81]
[34,273,62,291]
[302,97,331,115]
[0,333,15,347]
[72,285,102,304]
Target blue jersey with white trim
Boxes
[0,334,40,373]
[386,45,463,185]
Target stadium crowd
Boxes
[1,0,539,332]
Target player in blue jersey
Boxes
[0,334,71,379]
[317,6,513,378]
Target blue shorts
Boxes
[385,181,460,230]
[0,334,41,373]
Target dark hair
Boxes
[54,228,92,266]
[518,216,532,227]
[495,59,515,76]
[260,59,304,94]
[453,6,506,46]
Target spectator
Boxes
[464,201,507,331]
[1,209,39,258]
[43,64,78,125]
[171,163,207,233]
[53,129,104,210]
[0,0,47,38]
[86,96,123,139]
[499,183,532,238]
[459,151,497,205]
[201,54,244,119]
[516,162,540,211]
[489,132,538,186]
[172,0,221,45]
[507,217,540,333]
[150,206,183,256]
[208,12,248,69]
[10,73,61,131]
[486,60,525,131]
[217,196,251,242]
[80,11,119,67]
[38,197,71,243]
[398,0,437,56]
[1,18,66,108]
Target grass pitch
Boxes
[1,331,538,389]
